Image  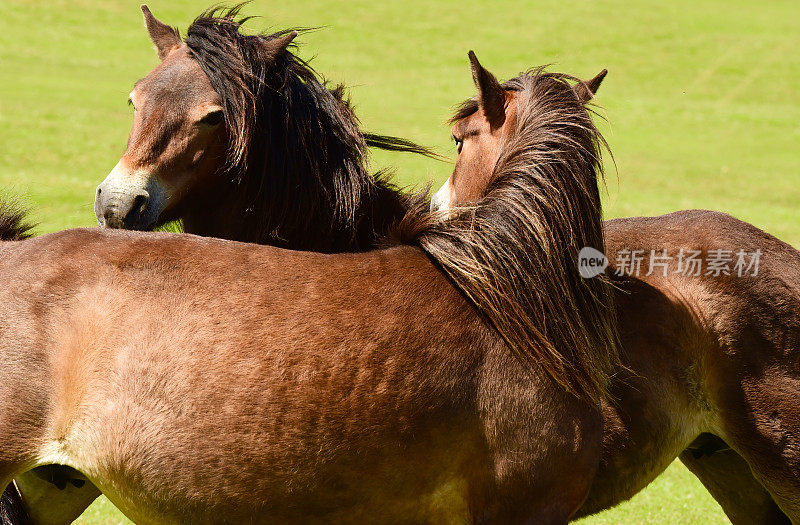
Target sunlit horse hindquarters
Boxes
[95,5,434,252]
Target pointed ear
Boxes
[468,51,506,129]
[573,69,608,104]
[141,5,181,60]
[260,31,298,61]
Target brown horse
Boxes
[0,57,618,523]
[88,7,796,523]
[433,53,800,523]
[94,5,436,253]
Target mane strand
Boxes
[363,133,445,160]
[397,69,620,402]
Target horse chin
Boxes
[97,214,158,232]
[430,182,452,213]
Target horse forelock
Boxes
[184,6,376,248]
[398,69,620,402]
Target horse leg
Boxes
[680,434,790,524]
[715,377,800,522]
[12,469,100,525]
[0,397,48,523]
[0,335,86,524]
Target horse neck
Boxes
[181,170,409,253]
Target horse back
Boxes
[605,210,800,438]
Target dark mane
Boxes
[183,5,429,251]
[0,198,34,241]
[397,69,619,401]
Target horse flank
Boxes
[398,70,620,401]
[183,6,433,250]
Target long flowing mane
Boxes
[397,69,619,401]
[184,6,429,251]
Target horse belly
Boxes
[78,422,479,524]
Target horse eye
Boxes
[452,134,463,153]
[200,110,224,126]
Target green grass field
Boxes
[2,0,798,523]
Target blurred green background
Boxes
[2,0,798,523]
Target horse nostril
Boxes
[102,191,150,229]
[132,194,148,215]
[97,187,102,196]
[124,193,151,228]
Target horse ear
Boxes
[141,5,181,60]
[573,69,608,104]
[468,51,506,129]
[260,31,299,61]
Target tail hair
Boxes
[0,482,30,524]
[0,198,34,241]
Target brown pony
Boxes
[94,5,436,253]
[433,53,800,523]
[0,52,617,523]
[87,7,796,523]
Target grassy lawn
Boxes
[2,0,798,523]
